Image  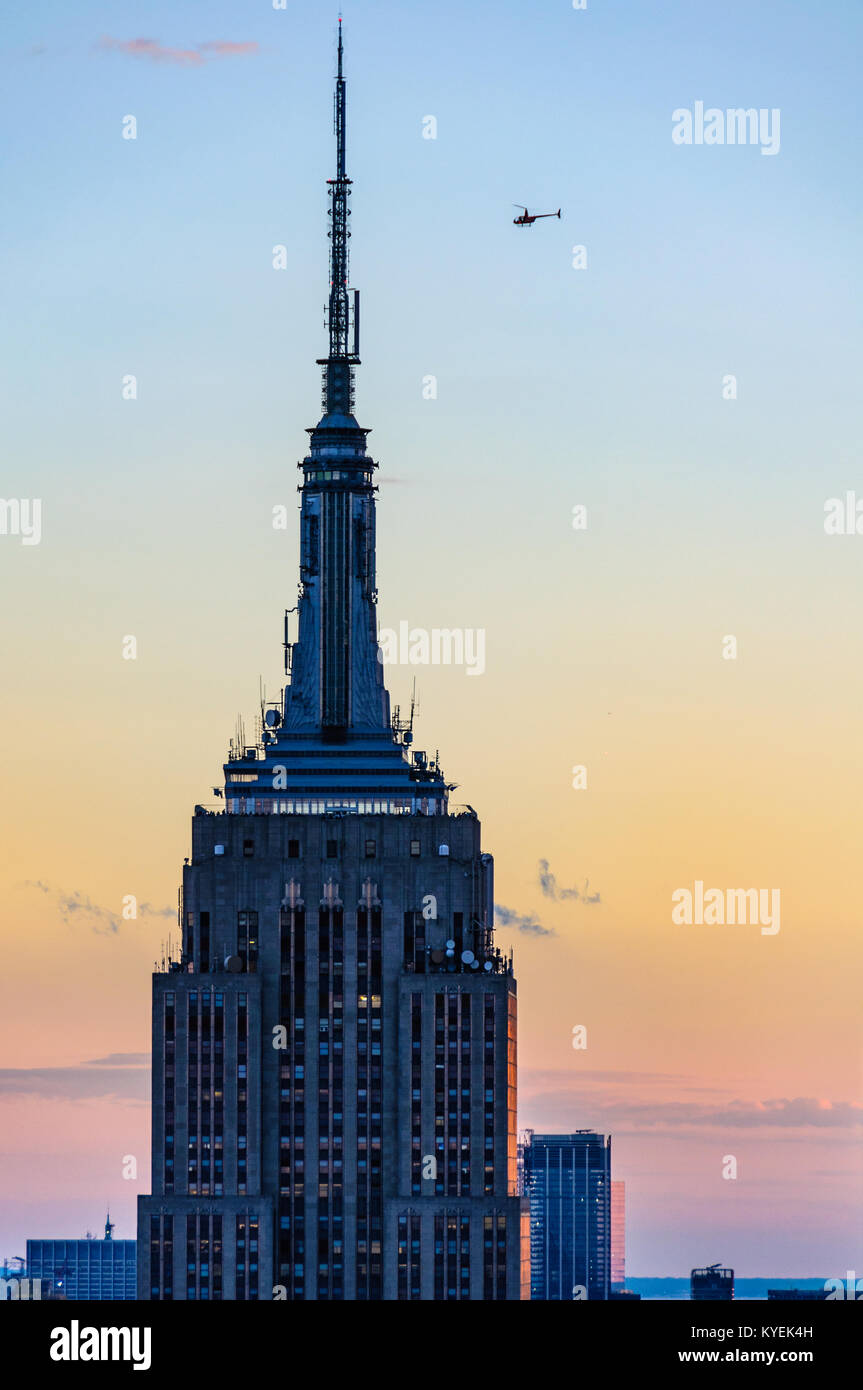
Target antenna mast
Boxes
[318,16,360,415]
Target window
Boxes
[243,839,254,857]
[288,839,300,859]
[326,840,338,858]
[410,840,421,857]
[365,840,376,858]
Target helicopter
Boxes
[513,205,561,226]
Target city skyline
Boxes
[1,0,861,1282]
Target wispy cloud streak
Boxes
[96,37,259,67]
[494,904,555,937]
[519,1072,863,1132]
[0,1061,149,1102]
[538,859,600,905]
[24,882,172,936]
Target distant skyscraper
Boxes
[137,21,524,1302]
[517,1128,534,1196]
[691,1264,734,1300]
[27,1215,136,1300]
[523,1132,611,1300]
[611,1179,625,1287]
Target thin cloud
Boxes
[538,858,600,905]
[96,37,259,67]
[0,1065,149,1103]
[519,1074,863,1132]
[85,1053,150,1068]
[494,904,556,937]
[23,882,172,936]
[197,41,259,57]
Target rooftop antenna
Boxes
[392,678,419,744]
[284,607,297,676]
[317,13,359,416]
[234,714,247,758]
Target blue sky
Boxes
[3,0,861,505]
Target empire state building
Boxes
[138,22,526,1301]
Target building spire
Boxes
[274,14,388,741]
[219,18,449,804]
[319,15,359,417]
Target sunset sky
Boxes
[1,0,861,1279]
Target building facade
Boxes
[691,1264,734,1300]
[611,1178,625,1288]
[27,1220,136,1300]
[137,22,525,1302]
[517,1128,534,1196]
[524,1132,611,1301]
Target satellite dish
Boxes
[445,939,455,950]
[461,950,474,964]
[470,960,480,970]
[431,949,444,964]
[225,955,243,973]
[265,709,281,729]
[483,961,493,972]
